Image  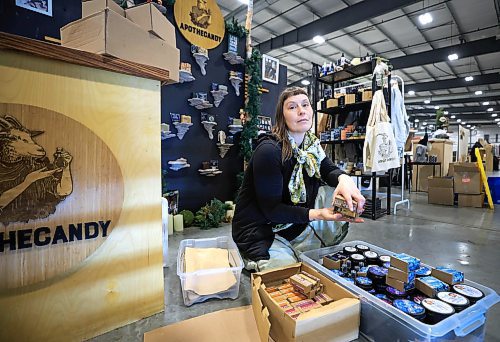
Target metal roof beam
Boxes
[406,95,500,106]
[256,0,421,54]
[406,73,500,92]
[408,105,499,114]
[392,37,500,70]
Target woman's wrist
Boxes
[308,209,319,221]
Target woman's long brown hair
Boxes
[272,86,310,162]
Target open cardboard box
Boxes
[125,3,176,45]
[252,263,360,342]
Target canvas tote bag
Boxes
[363,90,400,172]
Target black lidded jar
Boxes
[386,286,407,301]
[350,253,366,267]
[355,276,373,291]
[367,266,388,285]
[436,291,470,313]
[378,255,391,266]
[421,298,455,324]
[355,244,370,253]
[393,299,426,322]
[343,246,358,256]
[452,284,484,305]
[364,251,379,265]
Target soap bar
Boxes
[432,266,464,285]
[391,253,421,272]
[181,115,192,124]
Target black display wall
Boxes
[0,0,81,40]
[161,10,246,212]
[260,65,288,125]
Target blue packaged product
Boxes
[330,269,344,277]
[211,83,219,91]
[393,299,426,321]
[392,253,421,272]
[367,266,388,284]
[345,277,355,283]
[228,34,238,53]
[375,293,389,301]
[415,266,432,277]
[383,262,391,269]
[419,276,450,293]
[436,266,465,284]
[368,289,376,295]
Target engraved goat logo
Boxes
[0,115,73,225]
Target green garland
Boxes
[240,49,262,162]
[225,17,248,38]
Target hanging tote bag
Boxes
[363,90,400,172]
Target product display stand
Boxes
[201,121,217,140]
[229,75,243,96]
[193,53,209,75]
[392,75,411,214]
[173,122,193,140]
[188,98,213,110]
[211,89,229,107]
[216,143,234,158]
[179,69,195,83]
[223,51,245,65]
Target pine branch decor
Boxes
[225,17,248,38]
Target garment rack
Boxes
[391,74,411,214]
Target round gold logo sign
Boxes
[174,0,225,50]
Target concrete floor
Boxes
[90,191,500,342]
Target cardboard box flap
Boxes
[251,277,271,342]
[453,163,479,173]
[427,176,454,188]
[295,298,360,341]
[254,263,302,284]
[143,306,260,342]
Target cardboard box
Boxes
[428,139,453,176]
[144,306,263,342]
[345,94,356,104]
[453,163,482,194]
[252,263,360,342]
[431,267,464,285]
[458,193,485,208]
[387,267,415,283]
[411,165,435,192]
[82,0,125,18]
[326,98,338,108]
[427,176,454,206]
[61,9,179,82]
[361,90,372,101]
[125,3,176,45]
[386,277,414,292]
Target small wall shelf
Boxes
[188,98,214,110]
[229,75,243,96]
[168,158,190,171]
[173,122,193,140]
[223,51,244,65]
[179,69,195,83]
[211,89,229,107]
[217,143,233,158]
[228,124,243,135]
[201,121,217,140]
[198,168,223,177]
[193,53,209,75]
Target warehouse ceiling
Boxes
[217,0,500,127]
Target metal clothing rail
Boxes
[391,74,411,214]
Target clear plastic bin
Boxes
[300,240,499,341]
[177,236,243,306]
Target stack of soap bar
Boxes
[386,253,420,292]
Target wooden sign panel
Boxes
[0,103,124,290]
[174,0,225,50]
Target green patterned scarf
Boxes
[288,131,326,204]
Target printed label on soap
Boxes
[454,284,483,298]
[422,299,454,314]
[438,292,468,305]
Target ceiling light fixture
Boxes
[415,119,420,122]
[450,115,456,119]
[418,13,433,25]
[238,0,249,3]
[444,111,449,114]
[457,119,461,122]
[487,108,494,112]
[483,101,490,106]
[423,122,427,125]
[313,35,325,44]
[424,100,431,104]
[492,114,498,117]
[466,125,471,128]
[434,106,440,109]
[301,79,311,86]
[495,118,500,122]
[448,53,459,61]
[408,90,415,96]
[475,90,483,95]
[465,76,474,82]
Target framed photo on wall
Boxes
[16,0,52,16]
[262,54,279,84]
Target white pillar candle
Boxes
[225,201,234,206]
[173,214,184,232]
[168,215,174,235]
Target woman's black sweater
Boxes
[232,135,344,261]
